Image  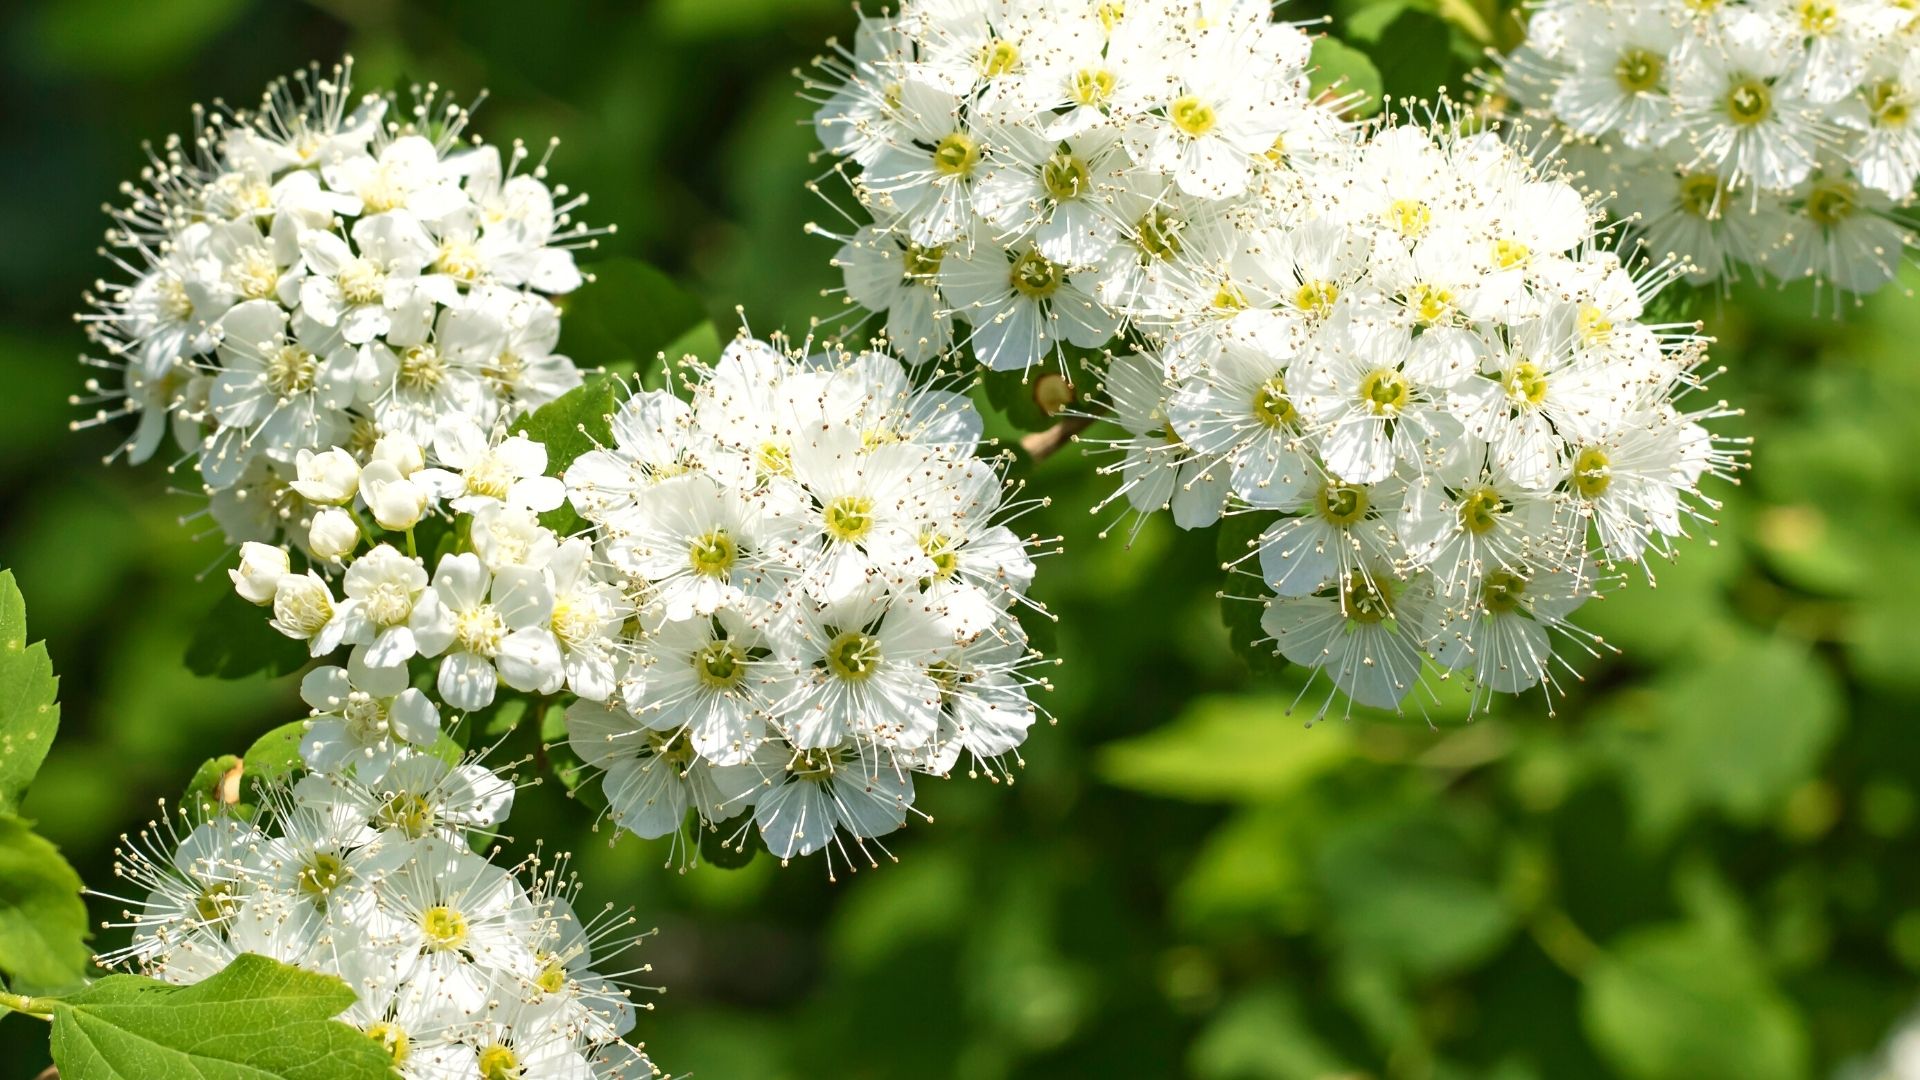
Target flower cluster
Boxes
[73,58,600,549]
[104,756,658,1078]
[563,335,1052,868]
[1498,0,1920,299]
[804,0,1353,368]
[228,333,1050,869]
[1091,112,1738,716]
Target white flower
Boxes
[564,700,765,840]
[421,419,565,514]
[338,543,438,679]
[230,542,290,604]
[411,553,562,710]
[308,507,361,562]
[298,664,441,778]
[359,460,432,531]
[289,446,362,504]
[271,570,351,655]
[80,60,598,548]
[1498,0,1920,299]
[940,236,1123,372]
[752,746,913,864]
[1261,562,1435,715]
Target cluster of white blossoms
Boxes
[226,333,1049,869]
[1090,110,1739,716]
[804,0,1353,368]
[73,58,599,548]
[1499,0,1920,299]
[563,336,1051,868]
[103,757,658,1078]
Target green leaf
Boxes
[1582,923,1808,1080]
[241,722,308,800]
[1599,632,1842,839]
[0,813,91,993]
[560,257,712,373]
[1097,693,1350,803]
[1308,37,1384,118]
[48,953,394,1079]
[182,588,309,682]
[512,372,620,536]
[0,569,60,814]
[1366,8,1462,102]
[1315,807,1516,976]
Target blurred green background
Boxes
[3,0,1918,1076]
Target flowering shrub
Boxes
[1496,0,1920,300]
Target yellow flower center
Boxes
[689,529,738,577]
[1678,172,1726,218]
[477,1043,521,1080]
[1388,198,1432,238]
[1341,571,1394,624]
[378,793,436,839]
[1481,568,1527,615]
[399,344,447,391]
[978,38,1020,77]
[1577,304,1613,345]
[296,851,348,903]
[694,639,748,691]
[365,1023,410,1065]
[336,258,386,305]
[1170,95,1216,137]
[1725,78,1773,126]
[434,237,485,283]
[1042,152,1092,201]
[1251,376,1296,429]
[1409,283,1455,326]
[1457,485,1507,535]
[1868,80,1912,127]
[920,530,962,579]
[1493,238,1531,270]
[1796,0,1839,34]
[454,605,506,657]
[823,495,875,543]
[1294,280,1339,317]
[1009,249,1066,299]
[1314,482,1370,527]
[194,881,239,924]
[1504,361,1550,406]
[1804,178,1858,226]
[420,904,469,952]
[902,242,945,279]
[1134,208,1183,261]
[1359,368,1410,415]
[1071,67,1116,106]
[265,344,318,398]
[1572,446,1612,498]
[1614,48,1664,93]
[825,629,883,682]
[932,131,982,177]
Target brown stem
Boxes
[36,1068,59,1080]
[1020,416,1095,463]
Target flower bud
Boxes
[372,432,426,477]
[308,507,361,561]
[289,447,362,505]
[270,572,336,641]
[362,461,429,531]
[229,542,290,605]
